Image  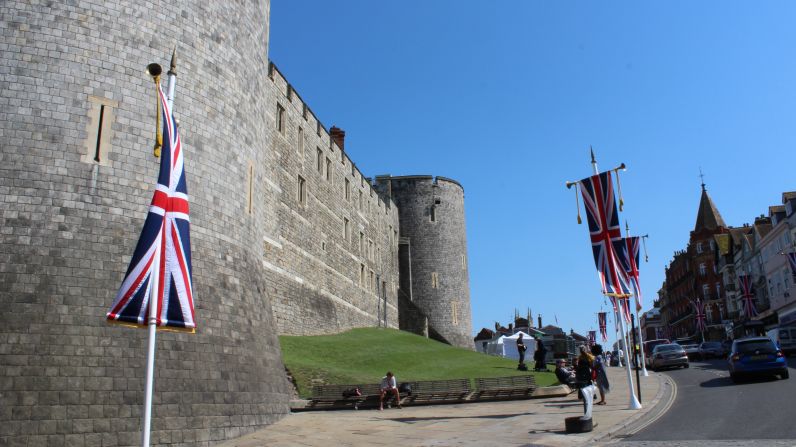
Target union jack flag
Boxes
[786,252,796,278]
[694,299,706,333]
[623,236,643,311]
[598,312,608,342]
[738,274,757,319]
[106,82,195,332]
[588,331,597,346]
[579,171,631,297]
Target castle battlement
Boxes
[0,1,472,445]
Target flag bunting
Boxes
[694,299,706,333]
[598,312,608,342]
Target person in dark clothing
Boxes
[575,345,596,415]
[516,333,527,369]
[534,338,547,371]
[555,359,576,386]
[590,344,610,405]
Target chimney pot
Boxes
[330,126,345,151]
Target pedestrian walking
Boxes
[590,344,610,405]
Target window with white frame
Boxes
[699,263,706,276]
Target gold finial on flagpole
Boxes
[613,163,627,211]
[146,63,163,158]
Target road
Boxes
[624,356,796,443]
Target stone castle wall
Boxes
[0,1,471,445]
[0,1,291,446]
[374,176,473,348]
[264,66,400,335]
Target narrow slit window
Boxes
[276,103,285,133]
[431,272,439,289]
[247,162,254,214]
[82,96,118,166]
[297,175,306,205]
[297,127,304,157]
[325,157,332,181]
[94,105,105,162]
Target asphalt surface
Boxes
[621,356,796,443]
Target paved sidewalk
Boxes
[219,366,672,447]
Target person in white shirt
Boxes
[379,371,401,410]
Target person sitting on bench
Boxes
[555,359,576,386]
[379,371,402,411]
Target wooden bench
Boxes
[472,375,537,400]
[308,383,403,410]
[402,379,472,404]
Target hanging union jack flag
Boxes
[624,236,644,311]
[106,83,195,332]
[588,331,597,346]
[598,312,608,342]
[738,274,757,319]
[579,171,631,297]
[694,299,706,333]
[786,252,796,277]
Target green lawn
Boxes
[279,327,557,397]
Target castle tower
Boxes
[374,176,473,349]
[0,1,291,445]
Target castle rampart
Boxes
[265,64,401,335]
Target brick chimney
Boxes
[330,126,345,151]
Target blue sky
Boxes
[269,1,796,338]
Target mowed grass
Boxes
[279,327,557,397]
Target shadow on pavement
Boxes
[700,375,780,387]
[388,412,536,423]
[699,376,734,388]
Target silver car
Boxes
[681,344,701,360]
[650,344,689,371]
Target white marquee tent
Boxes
[483,331,536,361]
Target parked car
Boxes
[699,341,726,359]
[682,344,701,360]
[643,339,671,367]
[650,343,689,371]
[721,339,733,356]
[767,327,796,356]
[728,337,789,382]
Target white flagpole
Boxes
[141,311,157,447]
[166,48,177,112]
[634,304,649,376]
[591,151,641,410]
[617,302,642,409]
[141,51,178,447]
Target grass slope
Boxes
[279,327,556,397]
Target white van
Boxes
[766,327,796,355]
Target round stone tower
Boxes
[0,1,290,445]
[374,176,473,349]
